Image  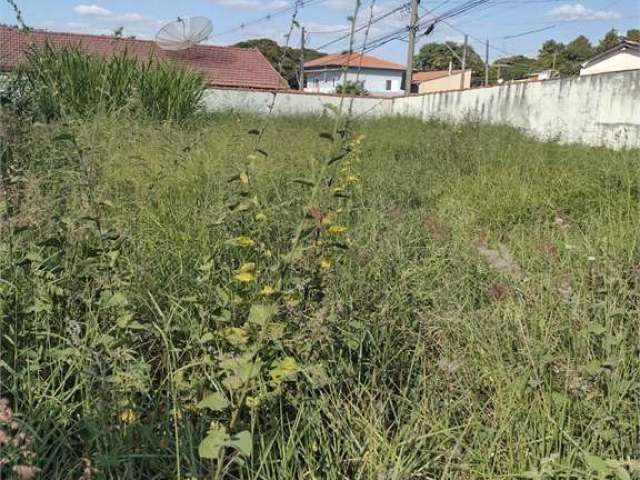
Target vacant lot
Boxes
[2,113,640,479]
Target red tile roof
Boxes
[412,70,467,83]
[304,52,405,71]
[0,26,286,90]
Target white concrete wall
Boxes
[581,50,640,76]
[202,88,393,118]
[203,69,640,150]
[304,67,404,95]
[394,69,640,149]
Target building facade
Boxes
[413,69,472,94]
[304,53,406,96]
[580,39,640,76]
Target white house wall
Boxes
[304,67,404,94]
[581,50,640,76]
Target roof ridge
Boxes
[0,25,257,52]
[0,25,287,90]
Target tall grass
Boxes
[7,43,205,121]
[2,112,640,479]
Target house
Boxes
[526,69,559,81]
[580,39,640,76]
[0,26,286,90]
[303,53,405,95]
[412,69,472,94]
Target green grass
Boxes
[2,112,640,479]
[4,45,205,121]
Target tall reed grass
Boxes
[7,43,205,121]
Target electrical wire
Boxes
[215,0,326,37]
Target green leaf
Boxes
[293,179,314,187]
[104,291,128,309]
[25,297,52,314]
[319,132,334,141]
[269,357,299,383]
[198,424,229,459]
[588,323,607,335]
[584,453,611,475]
[614,466,631,480]
[230,431,252,457]
[53,132,75,143]
[197,392,229,411]
[519,470,541,479]
[328,150,349,165]
[248,304,277,326]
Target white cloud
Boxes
[66,4,164,38]
[322,0,357,9]
[207,0,289,10]
[547,3,622,21]
[73,4,112,17]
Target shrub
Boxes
[336,80,367,96]
[7,43,205,121]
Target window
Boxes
[386,80,392,91]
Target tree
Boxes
[537,39,565,70]
[597,29,620,53]
[414,41,485,85]
[491,55,537,82]
[626,29,640,42]
[233,38,325,88]
[563,35,594,75]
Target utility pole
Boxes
[459,34,468,90]
[484,39,490,86]
[299,26,306,91]
[404,0,420,96]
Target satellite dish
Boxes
[155,16,213,51]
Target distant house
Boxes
[526,69,559,82]
[0,26,286,90]
[580,39,640,76]
[303,53,405,95]
[412,69,472,94]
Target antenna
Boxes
[155,16,213,51]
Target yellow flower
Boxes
[319,258,332,270]
[239,172,249,184]
[261,286,276,296]
[346,175,360,184]
[270,357,299,383]
[119,409,137,425]
[245,396,260,409]
[255,212,267,221]
[328,225,348,235]
[239,262,255,272]
[235,263,256,282]
[235,272,256,283]
[235,236,256,247]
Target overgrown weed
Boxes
[1,111,640,478]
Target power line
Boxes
[311,3,411,51]
[503,24,555,40]
[215,0,326,37]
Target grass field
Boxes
[2,112,640,479]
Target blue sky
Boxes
[2,1,638,62]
